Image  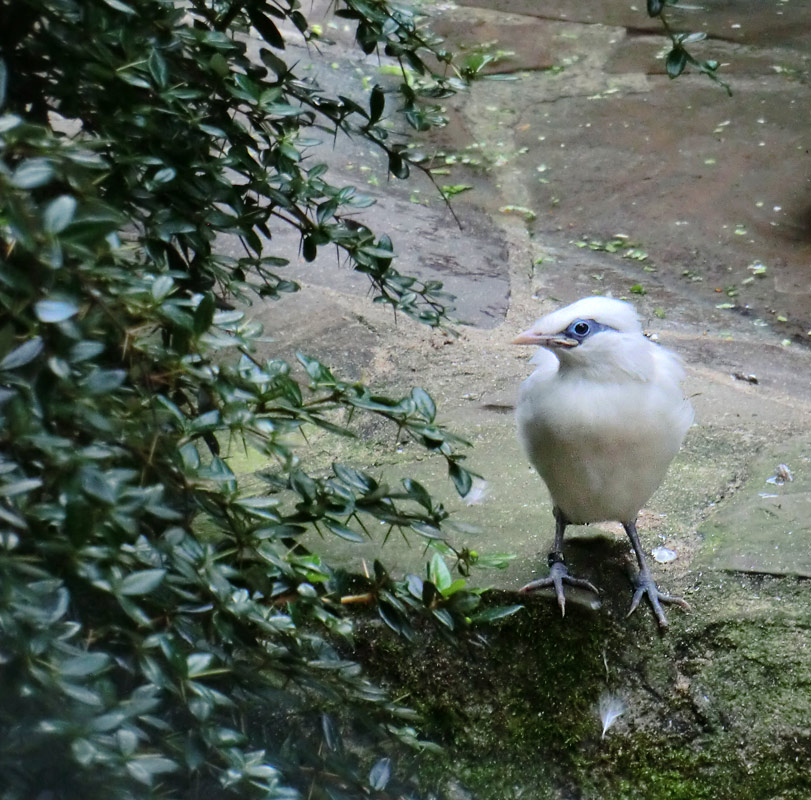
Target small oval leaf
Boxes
[61,652,110,677]
[647,0,664,16]
[12,158,54,188]
[681,31,707,45]
[151,275,175,300]
[101,0,136,14]
[0,337,43,371]
[35,298,79,323]
[666,47,688,79]
[368,757,391,791]
[69,340,105,363]
[0,478,43,497]
[148,49,168,87]
[369,85,385,123]
[449,461,473,497]
[411,387,436,421]
[388,152,409,179]
[324,519,365,543]
[119,568,166,596]
[153,167,176,184]
[302,236,317,262]
[428,553,452,592]
[83,369,126,395]
[44,195,78,234]
[0,114,23,133]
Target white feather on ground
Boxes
[599,692,627,739]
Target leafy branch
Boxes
[647,0,732,95]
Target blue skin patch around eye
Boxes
[563,318,617,343]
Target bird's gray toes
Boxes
[519,575,566,616]
[564,575,600,595]
[658,593,691,610]
[520,562,597,593]
[519,577,555,593]
[520,562,600,618]
[628,577,690,628]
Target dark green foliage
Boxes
[0,1,514,797]
[647,3,730,94]
[665,46,688,79]
[647,0,665,16]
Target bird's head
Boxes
[514,296,643,363]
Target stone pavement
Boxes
[249,0,811,590]
[238,2,811,794]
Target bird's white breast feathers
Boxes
[516,335,693,524]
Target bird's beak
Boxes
[513,330,578,348]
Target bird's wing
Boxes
[651,342,695,432]
[651,340,687,386]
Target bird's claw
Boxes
[628,573,690,629]
[520,560,600,617]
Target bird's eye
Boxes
[573,321,590,336]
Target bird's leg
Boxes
[520,508,600,617]
[623,519,690,628]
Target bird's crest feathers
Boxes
[532,296,642,337]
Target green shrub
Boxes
[0,1,499,796]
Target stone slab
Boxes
[606,34,811,77]
[430,8,623,75]
[510,78,811,338]
[457,0,811,49]
[699,439,811,577]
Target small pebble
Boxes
[652,546,677,564]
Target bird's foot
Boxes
[520,553,600,617]
[628,571,691,629]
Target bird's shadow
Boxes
[520,529,641,623]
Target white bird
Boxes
[514,296,693,628]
